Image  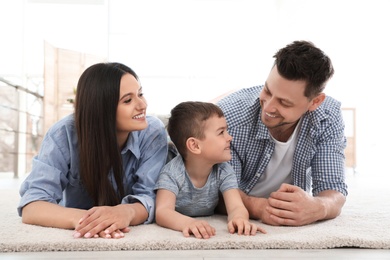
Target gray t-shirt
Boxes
[155,155,238,217]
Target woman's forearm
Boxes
[21,201,85,229]
[120,202,149,226]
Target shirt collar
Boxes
[256,106,271,140]
[121,131,140,159]
[307,98,329,129]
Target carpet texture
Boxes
[1,176,389,252]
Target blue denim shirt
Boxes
[217,85,348,197]
[18,114,168,223]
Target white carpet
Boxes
[1,174,389,252]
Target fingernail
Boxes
[73,232,81,238]
[84,232,91,238]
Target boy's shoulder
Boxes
[161,155,185,175]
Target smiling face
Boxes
[116,73,148,142]
[260,66,325,139]
[197,115,232,164]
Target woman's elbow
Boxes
[21,204,34,224]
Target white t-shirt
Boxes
[249,119,302,198]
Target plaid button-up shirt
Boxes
[217,85,348,197]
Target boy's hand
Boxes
[182,220,216,239]
[227,218,267,235]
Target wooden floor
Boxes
[1,170,390,259]
[2,249,390,259]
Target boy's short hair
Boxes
[167,101,224,159]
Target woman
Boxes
[18,62,168,239]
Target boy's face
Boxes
[198,115,232,164]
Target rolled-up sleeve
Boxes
[18,122,72,216]
[121,116,168,224]
[311,108,348,197]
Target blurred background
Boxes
[1,0,389,181]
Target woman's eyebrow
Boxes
[119,87,142,101]
[119,92,133,101]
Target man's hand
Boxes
[238,186,345,226]
[265,184,323,226]
[266,183,346,226]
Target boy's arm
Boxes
[222,188,250,222]
[155,189,215,239]
[222,189,266,235]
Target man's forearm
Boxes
[316,190,346,220]
[238,190,267,220]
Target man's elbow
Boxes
[318,190,346,219]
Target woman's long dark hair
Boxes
[74,62,139,206]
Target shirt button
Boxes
[266,154,271,158]
[255,173,260,177]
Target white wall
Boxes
[1,0,389,174]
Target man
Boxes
[217,40,348,226]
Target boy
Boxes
[155,101,266,239]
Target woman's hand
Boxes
[92,227,130,239]
[73,204,140,239]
